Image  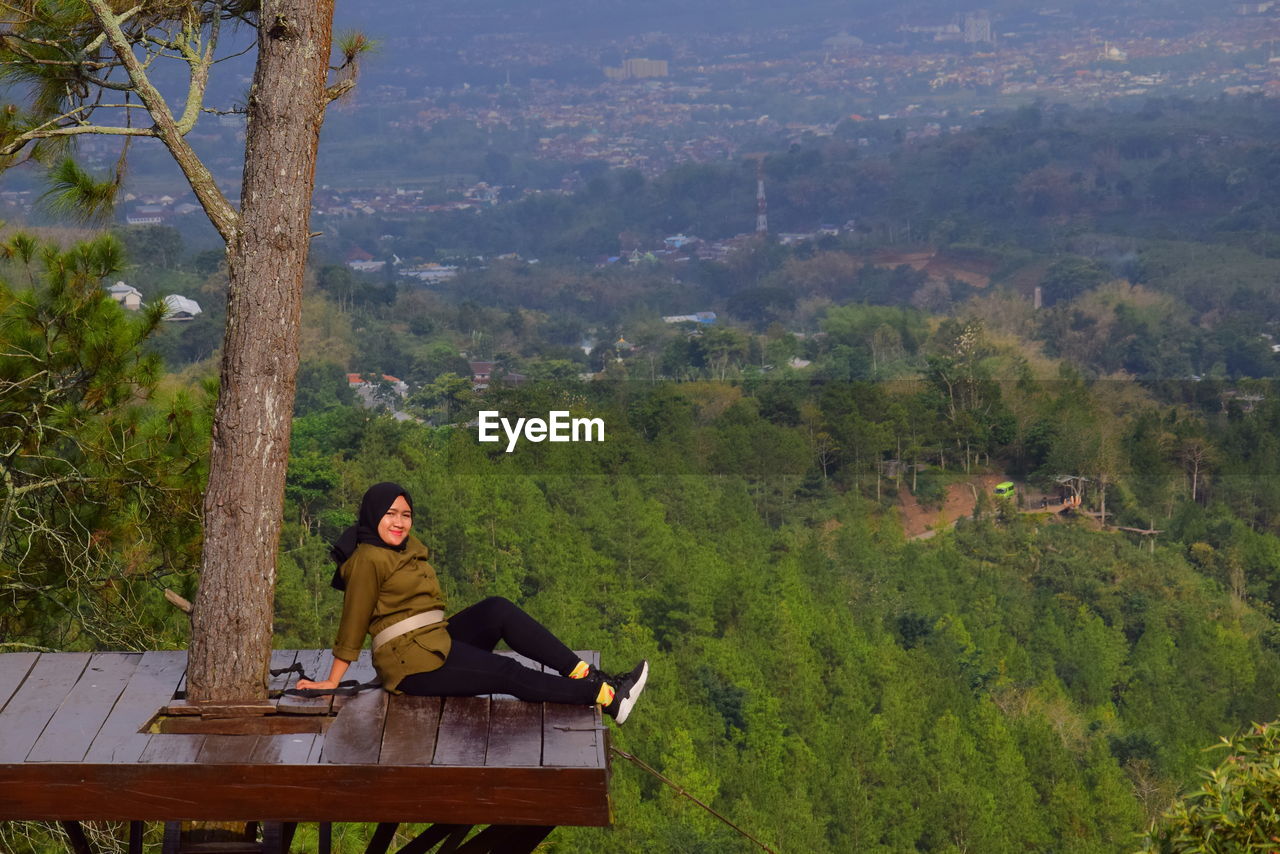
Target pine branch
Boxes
[0,36,115,70]
[81,72,143,92]
[176,6,219,134]
[11,98,150,138]
[325,78,355,103]
[83,5,143,53]
[82,0,239,241]
[40,157,118,222]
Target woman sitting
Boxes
[297,482,647,723]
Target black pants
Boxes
[398,596,598,704]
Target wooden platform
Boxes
[0,649,610,827]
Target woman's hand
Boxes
[295,656,351,691]
[295,678,338,690]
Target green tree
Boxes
[284,451,341,544]
[1142,722,1280,853]
[410,371,473,424]
[1040,257,1108,306]
[0,233,207,650]
[1,0,367,701]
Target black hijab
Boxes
[330,481,413,590]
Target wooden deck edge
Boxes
[0,763,611,826]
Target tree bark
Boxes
[187,0,335,703]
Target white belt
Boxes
[371,609,445,651]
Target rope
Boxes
[609,746,779,854]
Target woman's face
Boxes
[377,495,412,546]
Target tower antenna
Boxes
[743,153,768,235]
[756,159,768,235]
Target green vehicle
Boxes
[993,481,1015,499]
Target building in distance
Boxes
[604,58,669,80]
[106,282,143,311]
[161,295,202,321]
[964,13,994,45]
[662,311,717,325]
[823,31,865,54]
[400,263,459,284]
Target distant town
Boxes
[3,5,1277,229]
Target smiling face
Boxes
[377,495,412,546]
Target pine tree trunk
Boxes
[187,1,335,704]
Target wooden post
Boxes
[454,825,554,853]
[60,821,95,854]
[365,823,399,854]
[397,825,471,854]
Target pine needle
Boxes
[39,157,118,223]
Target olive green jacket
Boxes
[333,535,451,692]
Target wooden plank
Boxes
[0,652,90,762]
[348,645,377,682]
[186,700,275,717]
[28,652,139,763]
[380,694,442,765]
[275,648,332,716]
[542,702,602,769]
[267,649,299,710]
[138,733,204,764]
[198,734,261,764]
[331,648,377,712]
[432,697,489,767]
[306,732,326,764]
[0,652,39,713]
[321,687,387,764]
[0,762,611,825]
[159,716,327,736]
[249,733,316,765]
[587,654,608,772]
[486,699,542,767]
[575,650,608,772]
[292,645,332,683]
[85,651,188,763]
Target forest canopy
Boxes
[8,90,1280,853]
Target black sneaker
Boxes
[602,660,648,725]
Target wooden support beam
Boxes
[318,823,332,854]
[261,821,294,854]
[433,825,472,854]
[128,821,144,854]
[0,763,611,825]
[453,825,553,854]
[396,824,470,854]
[60,821,95,854]
[194,701,278,718]
[365,822,399,854]
[163,821,180,854]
